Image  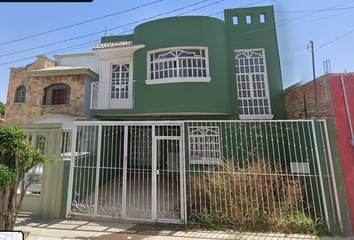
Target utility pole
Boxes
[309,40,319,117]
[309,40,317,106]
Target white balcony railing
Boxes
[91,81,135,110]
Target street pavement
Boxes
[14,213,354,240]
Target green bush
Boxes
[187,159,325,234]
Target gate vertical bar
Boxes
[66,122,78,218]
[93,125,103,216]
[321,119,343,232]
[122,124,128,218]
[311,119,330,231]
[151,125,157,221]
[180,123,186,224]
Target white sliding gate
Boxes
[67,122,185,223]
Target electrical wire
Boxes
[1,0,354,67]
[0,0,213,59]
[316,28,354,52]
[0,0,165,47]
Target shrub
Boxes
[187,159,323,234]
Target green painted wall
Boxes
[224,6,286,119]
[93,6,286,120]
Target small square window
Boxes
[233,15,238,25]
[246,14,252,24]
[260,13,265,23]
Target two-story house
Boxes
[66,5,291,224]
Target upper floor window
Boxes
[15,86,26,103]
[43,84,70,105]
[146,47,211,84]
[235,49,273,119]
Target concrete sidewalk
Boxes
[14,213,352,240]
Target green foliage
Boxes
[187,160,325,235]
[0,125,47,187]
[0,164,16,187]
[0,101,5,117]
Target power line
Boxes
[316,28,354,51]
[1,0,352,67]
[0,0,165,47]
[275,6,354,13]
[275,0,354,26]
[0,0,213,59]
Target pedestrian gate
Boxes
[67,122,185,223]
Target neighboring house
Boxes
[5,54,99,127]
[4,54,99,217]
[284,72,354,233]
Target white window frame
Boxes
[146,46,211,85]
[188,126,222,165]
[234,48,273,120]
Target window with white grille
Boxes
[146,47,210,84]
[235,49,272,119]
[111,64,130,99]
[188,127,221,164]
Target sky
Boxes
[0,0,353,104]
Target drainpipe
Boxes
[340,73,354,148]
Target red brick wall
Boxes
[328,73,354,232]
[5,56,87,125]
[284,74,334,119]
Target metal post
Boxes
[321,119,343,232]
[304,94,308,119]
[94,125,102,216]
[310,40,318,117]
[311,120,330,231]
[66,123,78,218]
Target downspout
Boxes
[340,73,354,149]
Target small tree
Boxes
[0,101,5,118]
[0,125,46,230]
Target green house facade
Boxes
[90,5,286,121]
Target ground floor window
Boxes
[188,126,221,164]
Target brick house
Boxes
[5,54,98,128]
[3,54,99,217]
[284,72,354,234]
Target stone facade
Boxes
[5,56,87,125]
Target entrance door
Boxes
[109,64,133,109]
[123,125,183,223]
[155,138,182,222]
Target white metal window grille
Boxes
[148,48,209,81]
[111,64,130,99]
[235,49,272,118]
[129,126,152,166]
[188,127,221,164]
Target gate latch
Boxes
[156,170,159,175]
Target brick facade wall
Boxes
[5,56,87,125]
[284,74,334,119]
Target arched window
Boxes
[43,84,71,105]
[15,86,26,103]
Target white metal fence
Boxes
[66,120,341,231]
[67,122,185,223]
